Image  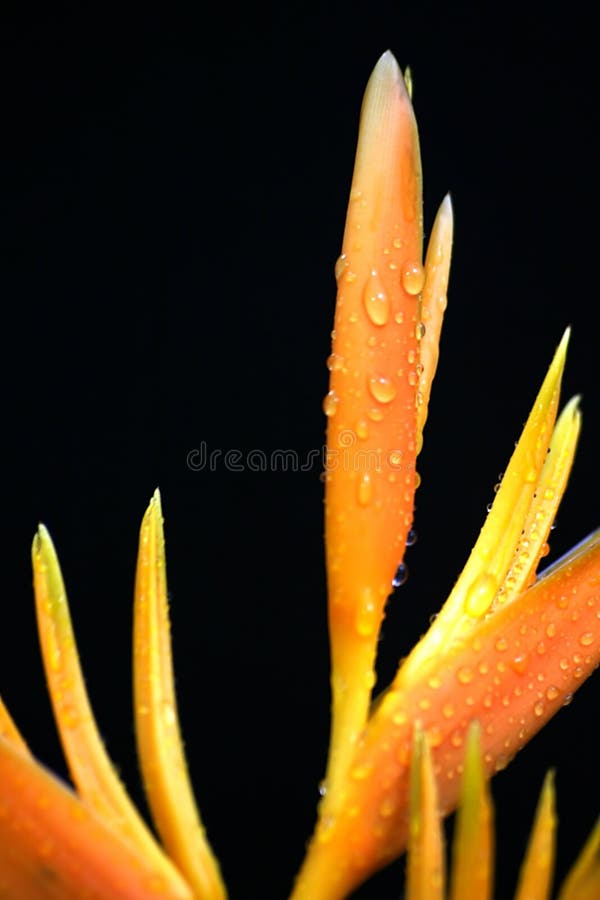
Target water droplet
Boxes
[392,562,408,588]
[367,406,385,422]
[318,780,328,797]
[406,528,417,547]
[534,700,545,717]
[428,674,442,689]
[450,730,463,748]
[357,473,373,507]
[355,588,378,636]
[362,270,390,325]
[162,702,176,727]
[60,705,79,729]
[317,814,336,843]
[382,452,399,472]
[510,653,529,674]
[442,702,455,719]
[356,419,369,439]
[415,322,426,341]
[323,391,339,417]
[563,692,573,706]
[350,762,373,780]
[392,709,408,725]
[345,271,357,284]
[326,352,345,372]
[379,796,396,818]
[394,310,404,324]
[392,237,403,249]
[456,666,474,684]
[579,632,594,646]
[402,261,425,295]
[495,636,509,652]
[546,685,559,701]
[427,726,443,748]
[464,573,497,618]
[368,375,397,403]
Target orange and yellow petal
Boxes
[0,737,192,899]
[323,48,424,803]
[134,490,227,900]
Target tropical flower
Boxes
[0,50,598,899]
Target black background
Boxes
[1,3,598,898]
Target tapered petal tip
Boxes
[367,50,410,104]
[440,192,453,221]
[32,523,57,566]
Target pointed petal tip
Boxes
[559,326,571,354]
[32,522,54,560]
[368,49,410,101]
[441,192,453,217]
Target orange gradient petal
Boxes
[324,49,423,800]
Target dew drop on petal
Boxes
[579,632,594,646]
[355,588,378,636]
[464,573,497,618]
[323,390,340,417]
[350,762,373,780]
[392,562,408,588]
[442,702,455,719]
[335,253,348,280]
[456,665,475,685]
[368,375,397,403]
[356,472,373,507]
[362,270,390,325]
[379,796,396,818]
[356,419,369,439]
[401,261,425,295]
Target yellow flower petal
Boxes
[416,192,453,455]
[449,721,494,900]
[134,490,227,900]
[401,330,573,683]
[406,725,445,900]
[513,770,556,900]
[32,525,192,897]
[557,817,600,900]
